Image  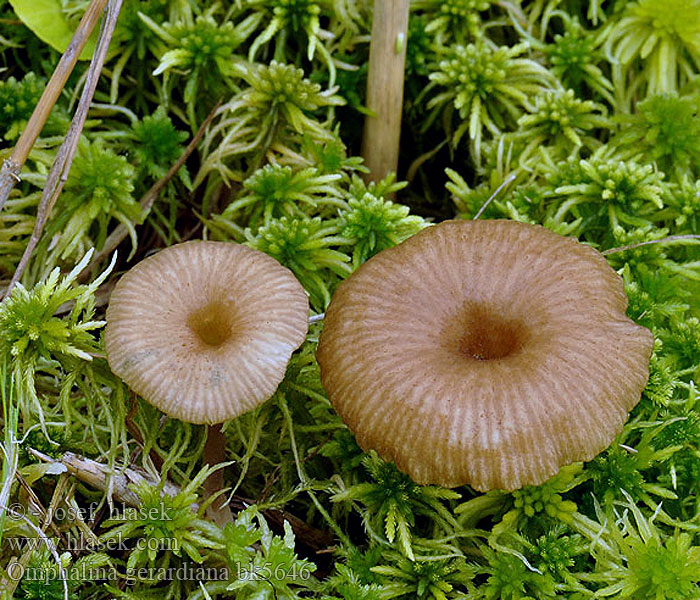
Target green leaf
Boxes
[9,0,97,60]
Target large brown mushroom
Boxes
[105,240,309,424]
[316,219,654,491]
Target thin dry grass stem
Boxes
[2,0,123,301]
[79,101,222,281]
[361,0,410,187]
[0,0,109,211]
[13,470,63,540]
[473,172,518,220]
[601,235,700,255]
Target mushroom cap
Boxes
[316,220,654,491]
[105,241,309,424]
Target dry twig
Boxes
[30,450,334,553]
[3,0,123,300]
[0,0,109,211]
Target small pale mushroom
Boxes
[105,241,309,524]
[316,219,654,491]
[105,240,309,425]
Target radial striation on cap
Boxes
[105,241,309,424]
[316,219,654,491]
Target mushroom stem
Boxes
[202,423,231,526]
[361,0,410,186]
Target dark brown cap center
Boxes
[454,302,529,361]
[187,300,234,347]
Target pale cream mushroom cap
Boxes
[105,241,309,424]
[316,220,654,491]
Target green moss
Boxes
[1,0,699,597]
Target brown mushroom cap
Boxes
[316,220,654,491]
[105,241,309,424]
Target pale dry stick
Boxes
[361,0,410,186]
[0,0,109,211]
[79,101,222,281]
[601,235,700,255]
[31,450,182,507]
[3,0,123,301]
[472,173,518,220]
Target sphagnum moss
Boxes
[0,0,699,598]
